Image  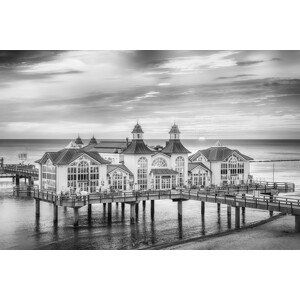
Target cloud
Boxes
[236,60,264,66]
[217,74,255,80]
[157,82,171,86]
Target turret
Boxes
[131,123,144,140]
[75,134,84,148]
[169,123,180,140]
[89,135,97,145]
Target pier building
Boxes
[35,123,253,194]
[189,141,253,186]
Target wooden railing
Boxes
[1,164,38,178]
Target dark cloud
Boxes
[217,74,255,80]
[0,50,65,67]
[236,60,264,66]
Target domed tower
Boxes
[75,134,84,148]
[169,123,181,140]
[89,135,97,145]
[131,123,144,140]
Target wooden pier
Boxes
[12,181,300,232]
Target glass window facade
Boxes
[175,156,185,187]
[137,157,148,190]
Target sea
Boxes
[0,139,299,250]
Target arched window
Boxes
[137,157,148,190]
[175,156,185,187]
[78,161,89,181]
[152,157,167,168]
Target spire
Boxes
[89,135,97,145]
[169,123,180,140]
[75,134,83,147]
[131,123,144,140]
[214,140,222,147]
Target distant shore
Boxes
[145,214,300,250]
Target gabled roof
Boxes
[122,140,153,155]
[107,164,133,176]
[83,139,128,153]
[161,140,190,155]
[36,149,110,166]
[190,146,253,162]
[150,168,178,175]
[188,162,211,173]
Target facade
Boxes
[189,141,253,186]
[35,125,253,194]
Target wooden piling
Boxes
[53,204,58,224]
[269,211,274,217]
[201,201,205,215]
[121,202,125,216]
[235,206,240,228]
[73,207,79,227]
[295,215,300,232]
[151,200,155,221]
[88,204,92,221]
[108,203,112,223]
[130,203,135,224]
[227,205,231,216]
[177,200,183,220]
[242,207,245,214]
[217,203,221,212]
[35,199,40,218]
[142,200,146,211]
[135,202,139,216]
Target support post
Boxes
[217,203,221,212]
[116,202,119,208]
[143,200,146,211]
[177,200,183,220]
[269,211,274,217]
[130,203,135,224]
[87,204,92,221]
[235,206,240,228]
[53,204,58,224]
[242,207,245,214]
[295,215,300,233]
[201,201,205,215]
[15,175,20,197]
[151,200,155,221]
[35,199,40,218]
[73,207,79,227]
[121,202,125,216]
[108,203,112,223]
[227,205,231,216]
[103,203,106,211]
[135,202,139,217]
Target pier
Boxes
[12,182,300,232]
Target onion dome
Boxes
[89,135,97,145]
[131,123,144,134]
[75,135,83,145]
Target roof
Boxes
[161,140,191,154]
[131,123,144,134]
[169,124,181,134]
[107,164,133,176]
[88,136,97,145]
[122,140,153,155]
[150,168,178,175]
[36,149,110,166]
[83,139,128,153]
[188,162,211,173]
[75,135,83,145]
[190,146,253,162]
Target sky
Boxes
[0,50,299,139]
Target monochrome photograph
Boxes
[0,50,299,250]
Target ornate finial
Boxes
[215,140,222,147]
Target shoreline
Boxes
[142,213,287,250]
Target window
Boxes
[137,157,148,190]
[152,157,167,168]
[175,156,185,187]
[111,171,126,191]
[220,156,244,182]
[42,159,56,191]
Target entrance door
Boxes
[78,181,89,192]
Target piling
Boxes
[130,203,135,224]
[121,202,125,216]
[73,207,79,227]
[269,211,274,217]
[177,200,183,220]
[103,203,107,212]
[108,203,112,223]
[295,215,300,232]
[201,201,205,215]
[53,204,58,224]
[135,202,139,217]
[15,175,20,196]
[142,200,146,211]
[88,204,92,221]
[217,203,221,212]
[242,207,245,214]
[151,200,155,221]
[227,205,231,216]
[235,206,240,228]
[35,199,40,218]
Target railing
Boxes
[1,164,38,178]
